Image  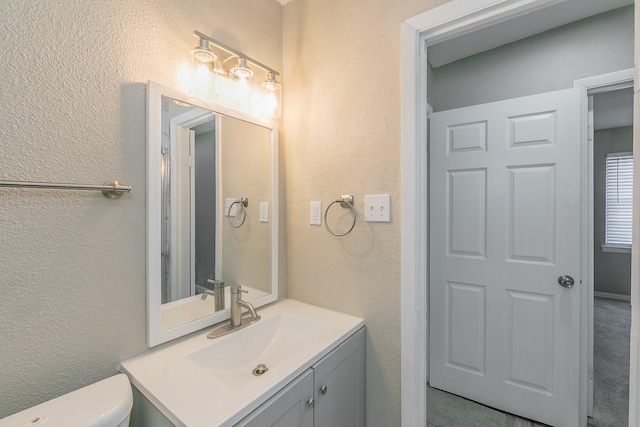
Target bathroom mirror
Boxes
[147,80,278,347]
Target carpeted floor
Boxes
[591,297,630,427]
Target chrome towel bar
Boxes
[0,180,131,199]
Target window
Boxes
[604,152,633,251]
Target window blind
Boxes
[605,152,633,247]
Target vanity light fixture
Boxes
[263,72,281,92]
[191,38,216,63]
[230,58,254,80]
[190,31,282,118]
[262,72,281,119]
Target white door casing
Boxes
[189,129,196,298]
[429,88,583,426]
[169,110,215,301]
[401,3,571,426]
[170,125,192,300]
[401,2,638,426]
[573,68,635,422]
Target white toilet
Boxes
[0,374,133,427]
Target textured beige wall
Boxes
[0,0,282,417]
[282,1,443,425]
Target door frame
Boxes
[170,109,216,300]
[399,1,638,426]
[573,68,635,417]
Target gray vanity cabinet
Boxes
[236,327,365,427]
[237,370,314,427]
[312,327,365,427]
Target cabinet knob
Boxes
[320,385,328,395]
[307,397,315,408]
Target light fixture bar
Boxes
[194,31,279,76]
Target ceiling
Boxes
[428,0,633,68]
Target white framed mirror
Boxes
[147,80,278,347]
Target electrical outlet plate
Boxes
[259,202,269,223]
[310,201,322,225]
[364,194,391,222]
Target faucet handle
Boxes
[229,283,248,294]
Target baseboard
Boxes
[594,291,631,301]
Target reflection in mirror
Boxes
[147,81,278,347]
[161,98,216,304]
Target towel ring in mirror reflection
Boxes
[324,195,356,237]
[228,197,249,228]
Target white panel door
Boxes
[429,88,582,427]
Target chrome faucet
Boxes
[205,283,261,339]
[230,284,259,328]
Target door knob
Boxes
[307,397,315,408]
[558,275,575,288]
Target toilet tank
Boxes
[0,374,133,427]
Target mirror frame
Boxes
[146,80,279,347]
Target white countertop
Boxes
[120,299,364,426]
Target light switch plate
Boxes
[364,194,391,222]
[259,202,269,223]
[225,198,237,217]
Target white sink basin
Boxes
[120,299,363,427]
[188,312,330,389]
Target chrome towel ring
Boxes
[324,195,356,237]
[228,197,249,228]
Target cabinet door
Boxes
[235,369,314,427]
[313,328,365,427]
